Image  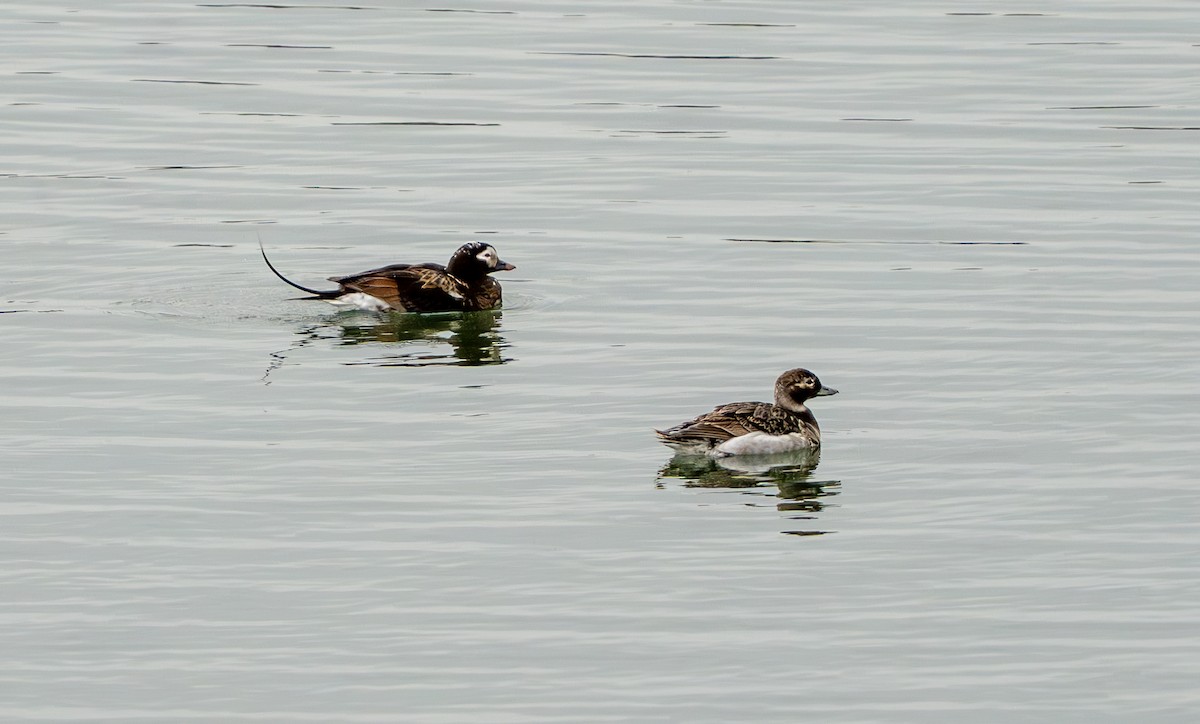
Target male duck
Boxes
[261,241,515,312]
[655,368,838,457]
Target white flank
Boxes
[659,438,712,455]
[326,293,394,312]
[713,432,813,457]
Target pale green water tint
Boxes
[4,0,1200,721]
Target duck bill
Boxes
[815,385,838,397]
[494,259,516,272]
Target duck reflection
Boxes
[656,449,840,536]
[332,310,510,367]
[266,310,510,378]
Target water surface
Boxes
[3,1,1199,721]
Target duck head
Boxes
[774,368,838,412]
[447,242,516,283]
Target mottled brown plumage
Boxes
[262,241,514,312]
[656,368,838,457]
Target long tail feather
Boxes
[259,239,337,297]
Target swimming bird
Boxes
[655,368,838,457]
[260,241,515,312]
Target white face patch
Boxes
[475,246,498,268]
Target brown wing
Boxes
[658,402,812,446]
[332,264,469,312]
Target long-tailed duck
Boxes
[261,241,515,312]
[655,368,838,457]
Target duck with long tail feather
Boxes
[260,241,515,313]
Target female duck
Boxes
[261,241,515,312]
[655,368,838,457]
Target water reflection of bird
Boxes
[323,310,509,367]
[658,448,821,490]
[655,368,838,456]
[260,241,515,312]
[656,449,840,535]
[263,311,509,380]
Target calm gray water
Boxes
[4,1,1199,721]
